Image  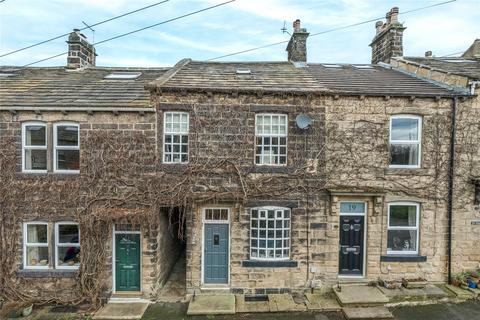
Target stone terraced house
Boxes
[0,7,478,304]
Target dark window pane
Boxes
[181,145,188,153]
[57,150,80,170]
[27,224,48,243]
[173,135,180,143]
[165,135,172,143]
[181,135,188,143]
[164,154,172,162]
[390,144,419,166]
[387,230,417,252]
[181,154,188,162]
[58,246,80,267]
[173,145,180,152]
[56,125,78,146]
[390,205,417,227]
[251,210,258,218]
[25,149,47,170]
[25,125,46,146]
[279,137,287,145]
[279,156,287,164]
[58,225,79,243]
[26,246,48,267]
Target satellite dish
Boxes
[296,114,312,129]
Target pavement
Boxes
[392,300,480,320]
[93,302,149,320]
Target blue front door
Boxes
[204,224,229,284]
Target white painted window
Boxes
[255,114,288,165]
[250,207,290,260]
[389,115,422,168]
[387,202,420,255]
[22,122,47,172]
[163,112,189,163]
[54,123,80,173]
[23,222,49,269]
[55,222,80,269]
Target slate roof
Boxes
[399,57,480,80]
[0,66,169,108]
[153,59,458,97]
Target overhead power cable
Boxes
[0,0,171,57]
[22,0,236,67]
[207,0,457,61]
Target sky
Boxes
[0,0,479,67]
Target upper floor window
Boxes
[54,123,80,172]
[250,207,291,260]
[22,122,47,172]
[255,114,287,165]
[389,115,422,168]
[387,202,420,255]
[163,112,189,164]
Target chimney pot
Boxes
[425,51,433,57]
[293,19,301,31]
[390,7,399,23]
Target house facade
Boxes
[1,7,478,305]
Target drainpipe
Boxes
[447,96,458,284]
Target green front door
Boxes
[115,233,141,291]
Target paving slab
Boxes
[235,295,270,313]
[444,285,476,299]
[268,294,306,312]
[342,306,394,320]
[467,287,480,298]
[334,285,389,307]
[305,293,342,311]
[379,284,447,302]
[93,302,149,320]
[187,294,235,315]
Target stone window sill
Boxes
[380,255,427,262]
[18,269,78,278]
[384,168,429,176]
[242,260,298,268]
[15,172,80,180]
[248,166,293,174]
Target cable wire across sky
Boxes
[207,0,458,61]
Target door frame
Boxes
[112,225,142,293]
[338,201,367,278]
[201,207,231,286]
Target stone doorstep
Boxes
[187,294,236,315]
[305,293,342,311]
[444,285,476,299]
[334,285,389,307]
[268,294,307,312]
[342,306,394,320]
[93,302,149,320]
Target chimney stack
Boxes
[425,51,433,58]
[369,7,406,64]
[286,19,309,66]
[66,29,96,69]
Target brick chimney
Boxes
[286,19,309,66]
[370,7,406,64]
[66,29,96,69]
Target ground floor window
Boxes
[23,221,80,269]
[250,207,290,260]
[387,203,419,254]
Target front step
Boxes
[342,307,394,320]
[334,285,389,307]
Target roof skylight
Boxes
[0,72,16,77]
[442,59,476,63]
[353,65,374,69]
[104,72,142,79]
[321,64,342,68]
[236,68,252,75]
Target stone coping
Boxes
[380,255,427,262]
[17,269,78,278]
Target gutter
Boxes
[447,97,458,284]
[0,106,155,113]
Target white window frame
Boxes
[163,112,189,164]
[23,222,50,270]
[53,122,80,173]
[254,114,288,166]
[55,222,80,270]
[22,122,47,173]
[387,202,420,255]
[389,115,422,169]
[250,206,291,261]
